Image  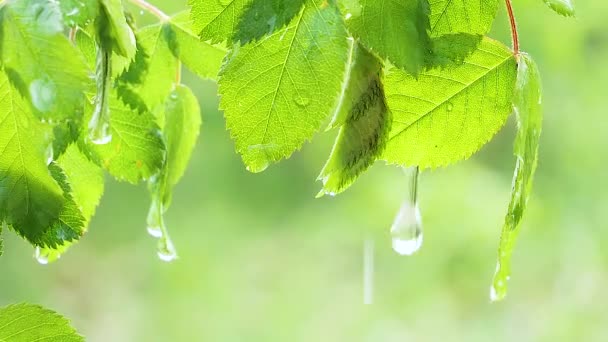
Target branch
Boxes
[505,0,520,56]
[128,0,170,22]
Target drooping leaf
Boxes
[0,0,90,121]
[219,0,349,172]
[382,37,517,168]
[318,42,390,196]
[0,303,83,341]
[0,73,66,247]
[233,0,306,44]
[429,0,500,37]
[542,0,575,17]
[169,11,227,80]
[59,0,100,27]
[98,0,137,59]
[491,54,543,301]
[189,0,249,43]
[37,145,105,263]
[343,0,431,75]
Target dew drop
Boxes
[146,198,163,238]
[87,116,112,145]
[29,77,56,113]
[34,247,49,265]
[294,93,310,108]
[344,13,353,20]
[446,102,454,112]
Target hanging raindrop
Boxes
[390,167,423,256]
[34,247,49,265]
[87,49,112,145]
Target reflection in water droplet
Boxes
[294,93,310,108]
[490,261,509,302]
[87,115,112,145]
[34,247,49,265]
[344,13,352,20]
[29,78,56,112]
[390,167,423,256]
[146,198,163,238]
[147,184,178,262]
[446,102,454,112]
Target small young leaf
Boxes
[382,38,517,169]
[233,0,306,44]
[344,0,431,75]
[82,95,165,184]
[0,0,90,121]
[98,0,137,59]
[189,0,249,43]
[0,303,83,341]
[37,145,105,263]
[542,0,575,17]
[219,0,349,172]
[318,42,390,196]
[429,0,500,37]
[169,11,227,80]
[491,54,543,301]
[159,85,202,206]
[59,0,100,28]
[0,73,65,247]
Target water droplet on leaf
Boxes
[44,144,54,165]
[446,102,454,112]
[294,93,310,108]
[157,236,177,262]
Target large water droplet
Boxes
[390,167,423,256]
[29,77,56,113]
[390,202,423,255]
[157,236,177,262]
[34,247,49,265]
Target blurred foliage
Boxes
[1,0,607,341]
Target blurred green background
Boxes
[2,0,608,341]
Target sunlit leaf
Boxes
[382,38,517,168]
[429,0,500,37]
[0,303,83,341]
[219,0,349,172]
[189,0,249,43]
[343,0,431,75]
[233,0,306,44]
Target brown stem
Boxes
[505,0,520,56]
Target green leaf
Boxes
[219,0,349,172]
[491,54,543,301]
[169,11,227,80]
[344,0,431,75]
[233,0,306,44]
[98,0,137,59]
[37,145,105,263]
[429,0,500,37]
[189,0,249,43]
[120,23,178,111]
[382,37,517,169]
[82,95,165,184]
[59,0,100,27]
[542,0,575,17]
[318,42,390,196]
[0,73,66,247]
[159,85,201,206]
[0,303,83,341]
[0,0,90,121]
